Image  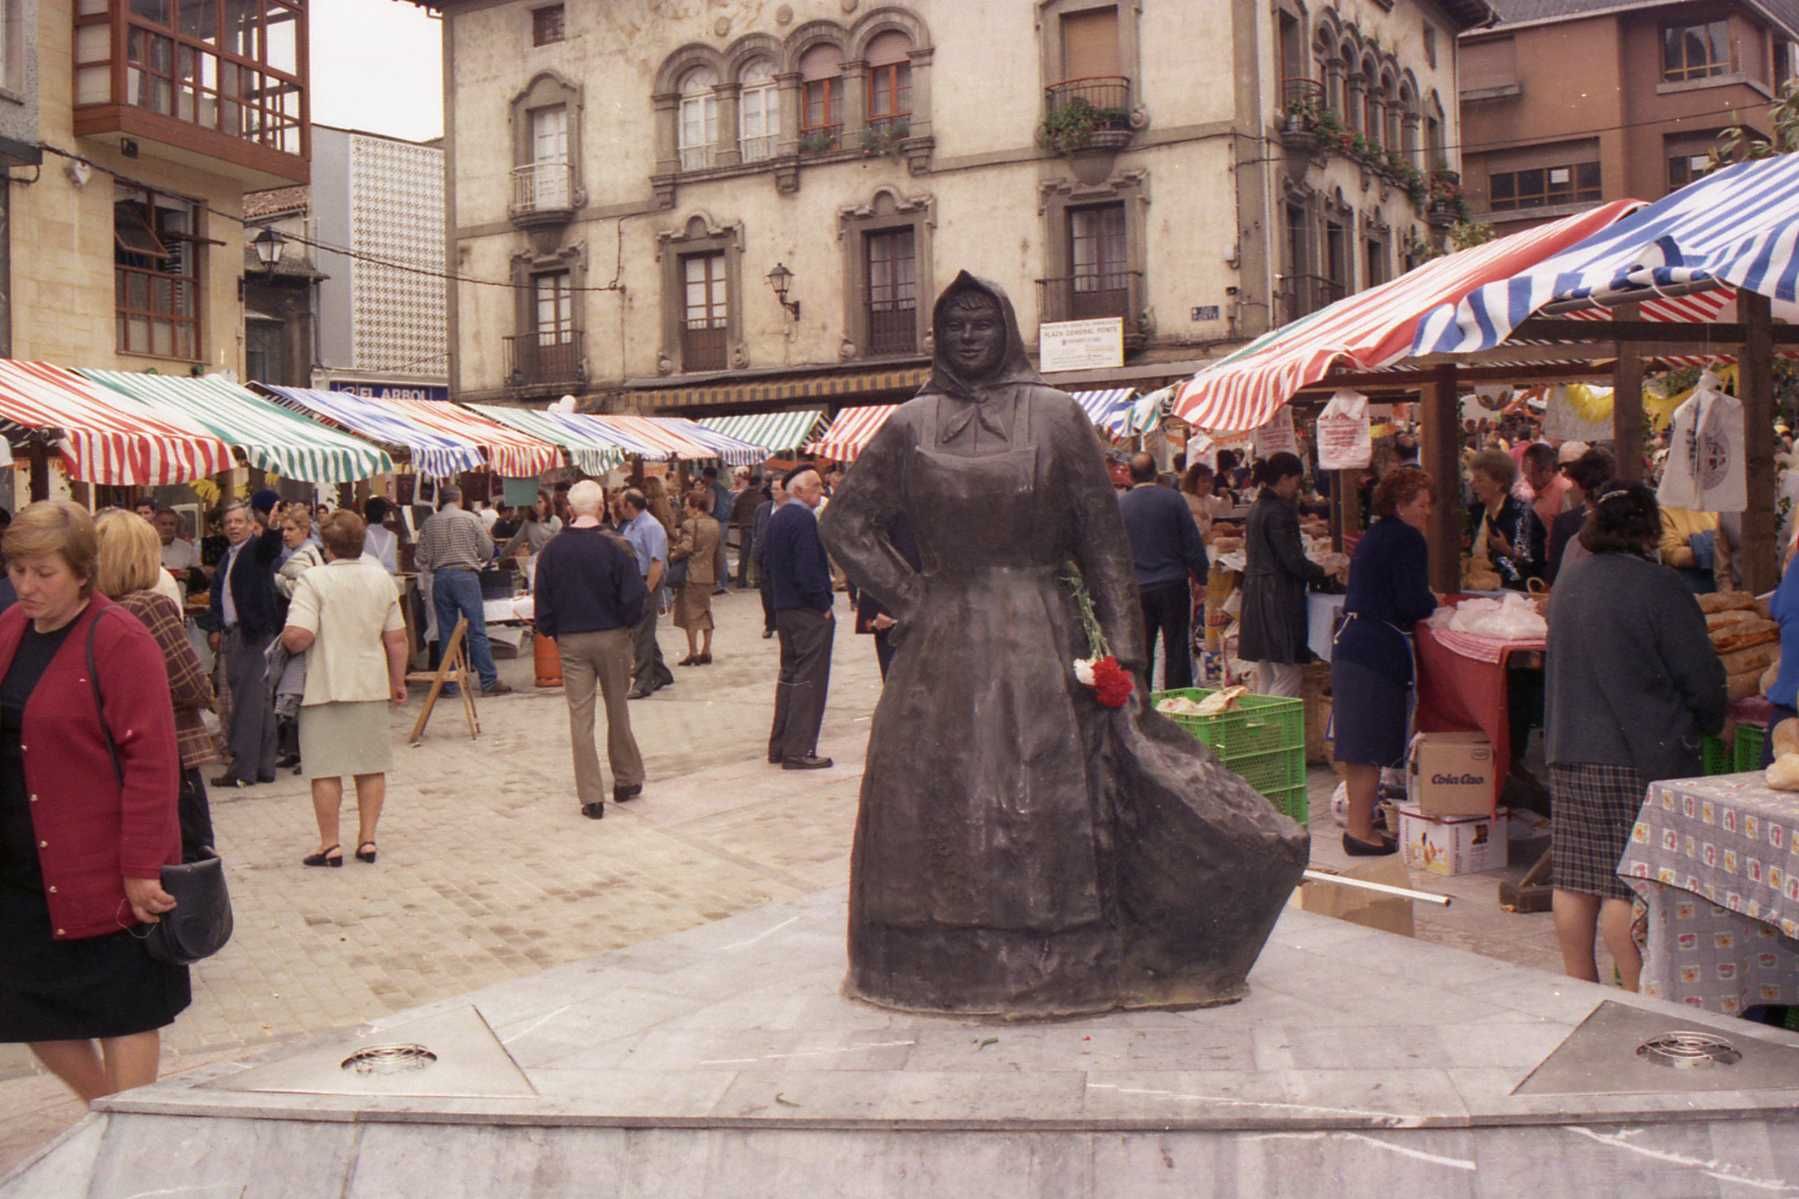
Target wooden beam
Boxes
[27,442,47,503]
[1420,363,1462,594]
[1613,302,1645,483]
[1741,290,1778,594]
[1514,317,1799,346]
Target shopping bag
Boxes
[1315,389,1372,470]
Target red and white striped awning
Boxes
[1172,201,1640,436]
[386,399,562,477]
[0,360,233,484]
[806,404,901,463]
[590,414,718,461]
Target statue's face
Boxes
[941,293,1007,379]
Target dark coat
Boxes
[208,523,285,638]
[1467,495,1546,590]
[0,598,181,940]
[1238,491,1325,664]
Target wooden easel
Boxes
[407,616,481,745]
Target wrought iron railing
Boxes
[1044,76,1133,126]
[504,332,584,387]
[799,124,843,155]
[510,162,574,215]
[739,134,778,163]
[1037,272,1141,324]
[866,305,918,355]
[1281,76,1325,117]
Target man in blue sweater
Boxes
[1118,452,1209,691]
[763,465,835,770]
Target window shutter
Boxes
[1061,8,1120,80]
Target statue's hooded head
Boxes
[928,272,1042,399]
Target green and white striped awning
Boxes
[81,370,394,483]
[697,409,826,455]
[464,404,624,475]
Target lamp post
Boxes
[765,261,800,320]
[251,226,288,276]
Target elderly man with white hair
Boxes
[533,480,649,820]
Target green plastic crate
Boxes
[1701,735,1731,776]
[1701,725,1770,775]
[1736,725,1767,771]
[1153,688,1306,757]
[1267,782,1309,826]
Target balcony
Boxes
[681,323,728,372]
[73,1,309,187]
[504,333,585,390]
[510,162,578,229]
[739,134,778,164]
[866,304,917,356]
[798,124,843,156]
[1280,273,1347,324]
[1041,76,1134,155]
[1037,272,1146,349]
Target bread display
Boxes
[1711,620,1778,654]
[1699,591,1760,615]
[1705,609,1762,632]
[1719,643,1781,677]
[1766,752,1799,791]
[1773,717,1799,758]
[1728,670,1764,700]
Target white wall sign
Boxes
[1040,318,1124,373]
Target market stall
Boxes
[656,417,766,466]
[588,413,717,462]
[81,370,395,484]
[260,385,489,478]
[1620,772,1799,1015]
[0,359,234,488]
[807,404,901,463]
[697,409,827,456]
[464,404,624,477]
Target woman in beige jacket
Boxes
[670,490,721,665]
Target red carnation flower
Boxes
[1090,655,1134,708]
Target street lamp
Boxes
[251,226,287,275]
[765,261,800,320]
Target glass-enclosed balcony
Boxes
[73,0,310,186]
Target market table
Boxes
[1413,619,1545,807]
[1619,772,1799,1016]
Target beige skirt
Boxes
[674,583,714,632]
[299,700,393,780]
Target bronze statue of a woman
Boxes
[820,273,1310,1018]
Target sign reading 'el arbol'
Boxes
[330,381,450,403]
[1039,317,1124,373]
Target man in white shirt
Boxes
[156,509,201,574]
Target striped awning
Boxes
[629,365,929,411]
[0,360,233,484]
[699,409,825,454]
[465,404,623,476]
[82,371,393,484]
[659,417,765,466]
[385,400,561,477]
[1071,388,1135,430]
[807,404,901,463]
[261,385,487,477]
[1172,201,1638,435]
[1412,155,1799,355]
[591,414,716,461]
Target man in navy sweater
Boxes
[1118,452,1209,691]
[763,465,835,770]
[535,481,648,820]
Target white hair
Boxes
[567,479,605,517]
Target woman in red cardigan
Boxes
[0,501,186,1100]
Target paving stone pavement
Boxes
[0,587,1583,1177]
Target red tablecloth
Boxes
[1414,623,1543,805]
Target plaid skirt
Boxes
[1550,763,1647,900]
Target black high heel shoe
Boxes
[355,842,378,864]
[303,845,344,868]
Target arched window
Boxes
[738,58,777,163]
[678,66,719,171]
[1340,41,1360,129]
[800,43,845,152]
[866,31,913,133]
[1400,84,1421,166]
[1381,72,1400,155]
[1361,58,1380,145]
[1427,94,1446,170]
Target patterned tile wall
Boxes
[349,134,447,379]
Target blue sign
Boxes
[329,381,450,403]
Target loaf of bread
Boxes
[1712,622,1779,653]
[1706,609,1763,632]
[1728,669,1764,700]
[1773,717,1799,758]
[1757,597,1775,621]
[1766,752,1799,791]
[1720,643,1781,677]
[1700,591,1761,614]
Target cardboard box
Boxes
[1299,856,1416,937]
[1397,802,1510,876]
[1407,731,1495,818]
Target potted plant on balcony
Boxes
[1280,93,1324,150]
[1427,170,1466,228]
[861,118,911,159]
[1038,97,1133,155]
[1402,164,1428,208]
[800,129,840,156]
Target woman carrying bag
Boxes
[1240,452,1335,696]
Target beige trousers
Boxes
[1252,660,1304,698]
[558,628,644,806]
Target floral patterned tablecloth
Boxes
[1619,773,1799,1015]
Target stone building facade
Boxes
[417,0,1487,415]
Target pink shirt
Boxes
[1532,474,1572,531]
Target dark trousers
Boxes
[758,575,776,634]
[631,600,674,693]
[770,608,835,761]
[178,767,215,861]
[432,568,500,691]
[736,529,755,587]
[874,627,897,680]
[1138,579,1194,693]
[222,626,277,783]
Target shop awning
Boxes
[807,404,901,463]
[0,360,233,484]
[625,364,929,410]
[658,417,765,466]
[1071,388,1135,430]
[590,414,717,461]
[386,400,562,477]
[464,404,623,476]
[1172,201,1638,435]
[698,409,825,454]
[261,385,487,477]
[81,370,394,484]
[1412,155,1799,355]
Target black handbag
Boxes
[88,610,234,965]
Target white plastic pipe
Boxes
[1301,869,1453,907]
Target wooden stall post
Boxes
[1740,290,1778,594]
[1420,364,1462,594]
[1612,302,1645,482]
[27,441,47,502]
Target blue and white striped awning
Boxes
[1071,388,1135,430]
[698,409,825,454]
[660,417,766,466]
[261,385,487,478]
[1113,387,1172,436]
[1410,154,1799,356]
[465,404,624,476]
